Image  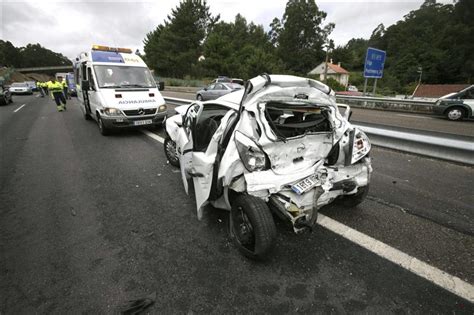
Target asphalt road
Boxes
[1,94,473,313]
[162,90,474,137]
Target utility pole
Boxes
[417,66,423,86]
[323,45,329,84]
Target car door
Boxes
[178,103,202,194]
[181,103,235,219]
[213,83,227,99]
[86,67,100,115]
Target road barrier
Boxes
[163,97,474,165]
[336,95,435,114]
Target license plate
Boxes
[291,174,318,195]
[134,119,152,126]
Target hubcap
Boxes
[234,206,255,249]
[448,109,462,120]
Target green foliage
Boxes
[0,41,70,68]
[325,77,345,91]
[270,0,334,74]
[142,0,473,94]
[332,0,473,93]
[201,14,283,79]
[143,0,219,78]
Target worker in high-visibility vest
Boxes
[37,81,45,97]
[61,77,70,100]
[47,78,67,112]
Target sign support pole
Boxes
[372,78,377,95]
[363,78,368,96]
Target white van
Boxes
[74,45,167,135]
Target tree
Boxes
[0,41,70,68]
[270,0,334,74]
[143,0,219,78]
[202,14,282,79]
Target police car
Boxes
[74,45,167,135]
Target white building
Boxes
[308,59,350,87]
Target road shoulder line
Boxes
[13,104,26,113]
[142,129,474,303]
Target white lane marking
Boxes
[397,114,433,119]
[13,104,26,113]
[142,129,474,303]
[142,130,164,143]
[317,214,473,303]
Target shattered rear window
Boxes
[263,102,332,139]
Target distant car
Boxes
[0,85,13,105]
[25,81,38,91]
[433,85,474,121]
[212,76,232,84]
[196,82,243,101]
[347,85,358,92]
[9,82,33,95]
[231,78,245,86]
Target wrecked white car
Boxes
[164,74,372,259]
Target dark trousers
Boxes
[63,87,70,99]
[52,91,66,106]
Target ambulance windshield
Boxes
[94,65,156,89]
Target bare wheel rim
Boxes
[233,206,255,251]
[448,109,462,120]
[166,140,178,163]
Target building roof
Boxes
[413,84,471,98]
[327,63,349,74]
[308,62,349,75]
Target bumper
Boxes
[433,105,447,115]
[101,112,167,129]
[241,157,372,232]
[10,90,32,95]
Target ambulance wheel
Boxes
[97,115,110,136]
[164,137,179,167]
[339,185,369,207]
[84,112,92,120]
[230,194,276,260]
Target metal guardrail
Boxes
[163,96,473,165]
[335,94,437,114]
[336,95,435,106]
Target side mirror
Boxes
[81,80,90,91]
[158,82,165,91]
[203,87,208,91]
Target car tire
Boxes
[196,94,203,101]
[84,112,92,120]
[445,107,465,121]
[0,97,6,106]
[230,194,276,260]
[164,137,179,167]
[339,185,369,207]
[97,115,110,136]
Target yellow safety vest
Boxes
[61,80,67,88]
[48,81,63,92]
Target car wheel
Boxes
[0,97,6,106]
[445,107,465,121]
[339,185,369,207]
[164,137,179,167]
[84,112,92,120]
[97,115,110,136]
[230,194,276,260]
[196,94,203,101]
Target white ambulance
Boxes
[74,45,167,135]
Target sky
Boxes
[1,0,454,60]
